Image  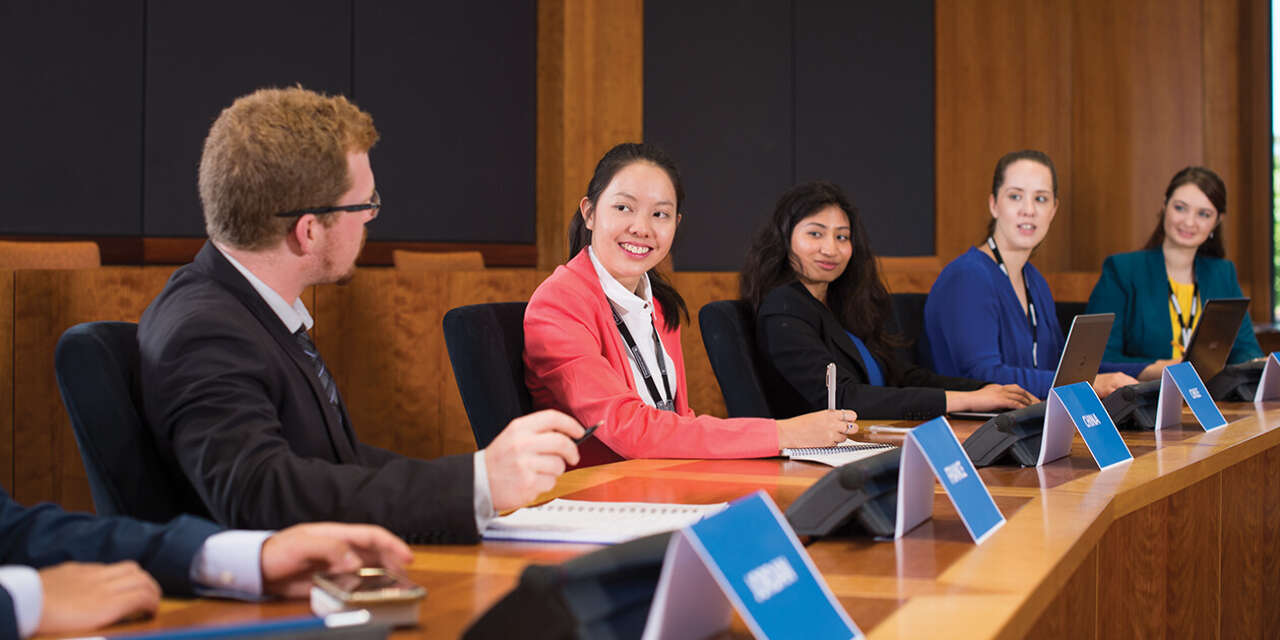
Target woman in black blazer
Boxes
[740,181,1037,420]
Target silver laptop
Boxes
[949,312,1114,419]
[1183,298,1250,381]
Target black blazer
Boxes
[140,242,476,544]
[756,282,985,420]
[0,487,218,636]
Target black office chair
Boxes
[1056,300,1088,333]
[443,302,534,449]
[698,300,774,418]
[890,292,932,369]
[54,321,205,522]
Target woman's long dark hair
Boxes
[740,181,904,381]
[1142,166,1227,258]
[567,142,688,329]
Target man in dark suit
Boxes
[139,87,583,544]
[0,487,410,638]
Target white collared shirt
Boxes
[588,247,677,409]
[213,245,495,531]
[216,244,314,333]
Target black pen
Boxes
[574,422,600,445]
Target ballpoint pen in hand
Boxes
[826,362,836,411]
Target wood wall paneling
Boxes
[536,0,644,269]
[935,0,1075,271]
[146,238,536,268]
[1203,0,1274,321]
[314,271,450,461]
[313,269,549,460]
[1071,0,1205,274]
[0,273,11,494]
[937,0,1270,323]
[11,268,174,508]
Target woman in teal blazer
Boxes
[1085,166,1262,366]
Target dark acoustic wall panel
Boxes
[353,3,536,244]
[794,0,934,256]
[143,1,352,237]
[645,0,936,270]
[644,0,794,272]
[2,2,144,235]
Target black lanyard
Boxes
[1168,279,1200,352]
[610,305,676,412]
[988,236,1038,367]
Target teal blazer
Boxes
[1085,249,1262,365]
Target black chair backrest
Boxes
[698,300,773,418]
[889,292,932,369]
[54,321,202,522]
[1056,301,1088,335]
[443,302,534,449]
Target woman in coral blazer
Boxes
[524,143,854,466]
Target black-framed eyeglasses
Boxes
[274,190,381,218]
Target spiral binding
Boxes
[785,442,894,456]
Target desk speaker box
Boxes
[463,532,670,640]
[962,402,1046,467]
[786,448,901,539]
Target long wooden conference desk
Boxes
[47,404,1280,639]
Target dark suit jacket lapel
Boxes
[790,282,871,382]
[192,242,359,462]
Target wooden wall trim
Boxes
[0,273,10,494]
[0,236,537,268]
[536,0,644,270]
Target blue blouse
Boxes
[924,247,1145,398]
[844,331,885,386]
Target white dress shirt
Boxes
[588,247,678,409]
[0,530,269,638]
[215,245,495,531]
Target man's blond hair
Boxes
[198,86,379,250]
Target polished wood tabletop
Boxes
[55,403,1280,639]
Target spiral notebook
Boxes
[483,499,728,544]
[783,441,897,467]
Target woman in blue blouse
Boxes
[924,150,1157,399]
[1085,166,1262,366]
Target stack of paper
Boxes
[483,499,728,544]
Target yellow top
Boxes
[1169,279,1199,359]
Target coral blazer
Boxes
[524,251,779,465]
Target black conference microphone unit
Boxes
[961,402,1046,467]
[1101,379,1161,430]
[785,448,901,539]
